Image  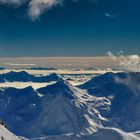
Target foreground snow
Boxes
[1,123,140,140]
[0,124,22,140]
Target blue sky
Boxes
[0,0,140,57]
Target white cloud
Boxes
[107,51,117,60]
[0,0,78,20]
[28,0,63,20]
[105,13,117,18]
[107,51,140,72]
[0,0,63,19]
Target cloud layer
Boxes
[0,0,64,19]
[108,51,140,72]
[28,0,63,20]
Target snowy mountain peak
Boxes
[47,72,60,79]
[0,79,102,138]
[5,86,35,96]
[79,72,128,89]
[79,72,140,132]
[8,71,30,76]
[37,79,75,99]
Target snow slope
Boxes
[0,123,22,140]
[79,72,140,132]
[0,122,139,140]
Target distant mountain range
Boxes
[0,67,5,70]
[26,67,58,70]
[0,71,60,82]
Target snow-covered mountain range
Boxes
[0,71,140,140]
[0,79,103,138]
